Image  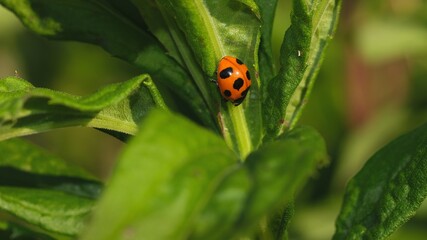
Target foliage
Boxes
[0,0,426,239]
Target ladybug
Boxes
[216,56,251,106]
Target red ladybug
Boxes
[216,56,251,106]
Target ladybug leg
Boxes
[210,71,218,85]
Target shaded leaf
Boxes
[0,138,102,198]
[0,75,163,140]
[0,137,93,179]
[131,0,183,65]
[267,202,295,240]
[333,122,427,240]
[0,221,56,240]
[0,139,101,238]
[254,0,279,83]
[0,0,215,128]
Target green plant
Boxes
[0,0,426,239]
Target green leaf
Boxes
[333,122,427,240]
[263,0,342,140]
[0,221,56,240]
[235,125,327,236]
[0,186,94,237]
[0,139,100,238]
[0,75,163,140]
[155,0,260,77]
[0,138,102,198]
[0,138,93,178]
[130,0,183,66]
[81,110,327,239]
[254,0,279,83]
[151,0,262,158]
[81,109,238,240]
[0,0,216,128]
[267,203,295,240]
[188,165,251,240]
[190,126,326,239]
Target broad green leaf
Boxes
[189,126,326,239]
[0,75,163,140]
[263,0,342,140]
[235,125,327,236]
[333,122,427,240]
[0,186,94,237]
[0,0,216,129]
[151,0,262,158]
[81,110,238,240]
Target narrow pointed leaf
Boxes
[333,123,427,240]
[81,110,238,240]
[254,0,279,83]
[0,75,163,140]
[263,0,342,140]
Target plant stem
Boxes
[227,103,252,160]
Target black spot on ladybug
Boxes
[246,70,251,80]
[223,90,231,97]
[232,96,245,106]
[233,78,244,90]
[231,86,251,106]
[241,86,250,97]
[220,67,233,79]
[236,58,243,65]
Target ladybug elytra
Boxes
[216,56,251,106]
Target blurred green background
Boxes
[1,0,426,239]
